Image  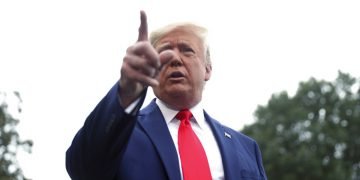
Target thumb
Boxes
[159,50,175,67]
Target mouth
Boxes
[168,71,185,80]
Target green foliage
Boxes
[243,71,360,180]
[0,92,32,180]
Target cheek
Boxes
[156,70,166,81]
[191,66,206,81]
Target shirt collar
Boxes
[155,99,206,129]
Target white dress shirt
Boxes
[156,99,224,180]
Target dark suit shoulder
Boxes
[203,111,259,150]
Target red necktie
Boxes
[177,109,212,180]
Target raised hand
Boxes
[119,11,162,107]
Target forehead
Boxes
[154,28,203,49]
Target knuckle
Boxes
[126,46,134,53]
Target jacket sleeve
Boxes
[66,83,147,180]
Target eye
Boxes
[157,46,171,53]
[183,47,194,52]
[180,46,195,56]
[156,44,173,53]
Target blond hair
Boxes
[150,23,211,66]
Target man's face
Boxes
[152,28,211,108]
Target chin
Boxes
[165,86,190,97]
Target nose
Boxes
[159,49,183,68]
[170,59,182,67]
[169,50,182,67]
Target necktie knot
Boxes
[176,109,193,123]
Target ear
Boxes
[204,64,212,81]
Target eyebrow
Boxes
[156,42,172,52]
[156,41,193,52]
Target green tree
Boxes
[243,71,360,180]
[0,91,32,180]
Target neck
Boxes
[157,95,201,110]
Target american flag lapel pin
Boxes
[224,132,232,138]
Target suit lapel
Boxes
[137,101,241,180]
[137,100,181,180]
[204,111,240,180]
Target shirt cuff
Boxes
[124,97,141,114]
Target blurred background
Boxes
[1,0,359,179]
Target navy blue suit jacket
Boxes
[66,84,267,180]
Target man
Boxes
[66,10,267,180]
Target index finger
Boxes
[137,10,148,42]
